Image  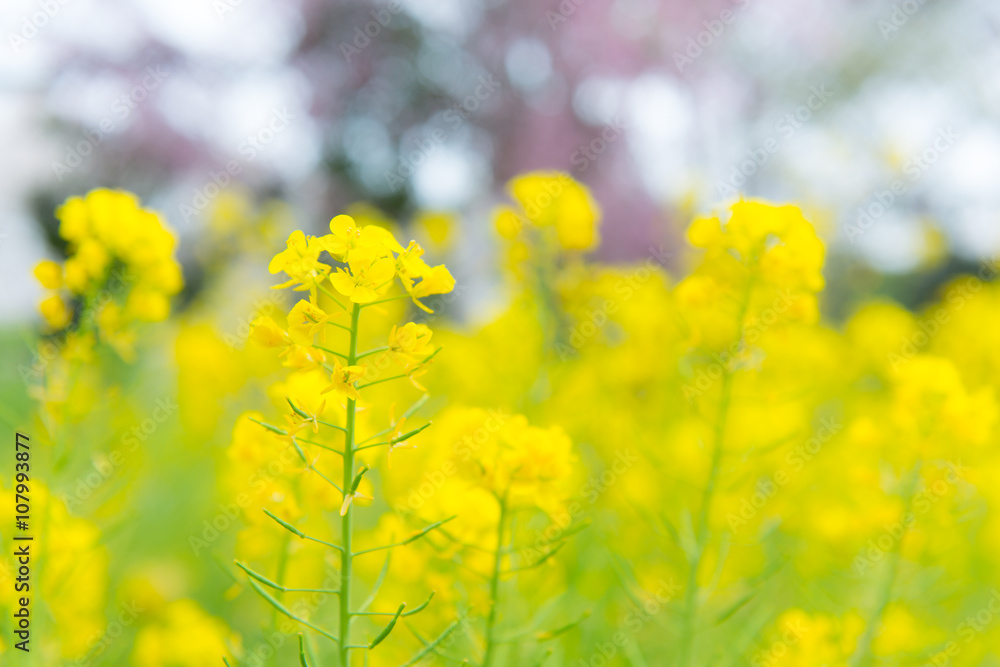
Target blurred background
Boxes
[2,0,1000,320]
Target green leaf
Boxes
[403,515,456,545]
[368,603,406,649]
[263,508,304,538]
[399,615,467,667]
[286,397,310,418]
[531,648,554,666]
[245,579,339,643]
[249,417,288,435]
[350,463,371,494]
[392,422,432,443]
[401,394,430,419]
[535,610,591,641]
[715,591,756,625]
[405,591,435,616]
[235,560,286,590]
[262,509,344,552]
[358,551,392,613]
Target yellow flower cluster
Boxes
[495,171,602,252]
[231,213,465,666]
[267,214,455,311]
[23,177,1000,666]
[754,609,864,666]
[132,599,236,666]
[677,200,825,350]
[33,189,183,357]
[449,408,574,511]
[402,193,1000,664]
[0,483,106,661]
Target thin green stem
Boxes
[339,303,362,667]
[677,274,758,667]
[271,530,292,666]
[318,420,347,433]
[678,370,733,667]
[482,495,508,667]
[318,284,348,311]
[325,320,353,332]
[297,436,344,457]
[314,344,350,361]
[355,441,391,452]
[359,428,393,446]
[361,294,411,308]
[357,374,408,390]
[356,346,389,360]
[850,464,922,667]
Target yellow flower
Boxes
[329,246,396,303]
[439,408,575,511]
[33,260,63,289]
[494,206,524,240]
[36,189,183,358]
[403,264,456,313]
[322,359,366,401]
[415,210,455,250]
[249,315,291,348]
[507,171,601,250]
[268,230,329,295]
[39,294,72,330]
[388,323,434,368]
[126,288,171,322]
[286,299,331,344]
[317,213,403,260]
[395,241,430,281]
[132,599,237,666]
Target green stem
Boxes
[270,531,292,667]
[483,495,508,667]
[678,276,756,667]
[339,303,361,667]
[678,369,733,667]
[362,294,411,308]
[850,463,921,667]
